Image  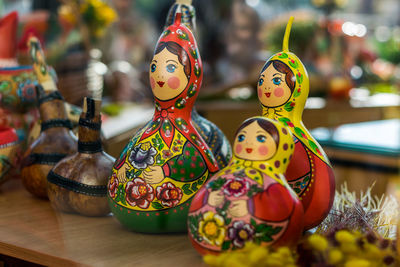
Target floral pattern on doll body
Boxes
[188,117,304,255]
[256,17,335,230]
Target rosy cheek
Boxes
[258,88,262,98]
[235,144,243,154]
[258,145,269,156]
[167,76,180,89]
[274,87,284,97]
[150,77,155,90]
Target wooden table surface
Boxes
[0,178,205,267]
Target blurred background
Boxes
[0,0,399,195]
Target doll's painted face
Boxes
[257,63,293,108]
[150,48,189,101]
[234,121,277,161]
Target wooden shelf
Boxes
[0,179,204,267]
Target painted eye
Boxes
[151,63,156,73]
[272,77,282,85]
[237,134,245,142]
[258,78,264,86]
[166,64,176,73]
[256,135,266,143]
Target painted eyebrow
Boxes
[260,74,265,78]
[256,131,266,134]
[273,73,282,77]
[239,130,247,134]
[151,60,157,63]
[166,59,178,64]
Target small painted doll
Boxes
[165,0,232,169]
[108,13,219,233]
[257,17,335,230]
[188,117,304,255]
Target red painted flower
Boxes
[162,149,173,159]
[290,102,295,107]
[156,182,183,208]
[176,140,183,145]
[125,178,154,209]
[108,174,119,198]
[287,121,294,127]
[223,177,250,197]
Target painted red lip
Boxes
[265,92,271,98]
[157,81,165,87]
[246,148,253,153]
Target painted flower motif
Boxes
[17,80,36,102]
[156,182,183,208]
[287,121,294,128]
[298,180,308,189]
[222,177,250,197]
[162,149,173,159]
[108,174,119,198]
[125,178,154,209]
[199,211,226,246]
[128,142,157,170]
[175,139,183,145]
[228,221,255,248]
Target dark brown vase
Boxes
[21,85,78,198]
[47,97,114,216]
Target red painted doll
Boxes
[257,17,335,230]
[188,117,303,255]
[108,13,219,233]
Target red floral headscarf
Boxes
[139,13,218,172]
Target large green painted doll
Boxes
[108,13,219,233]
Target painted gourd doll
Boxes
[257,17,335,230]
[188,117,304,255]
[108,13,219,233]
[165,0,232,169]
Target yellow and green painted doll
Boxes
[257,17,335,230]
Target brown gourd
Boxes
[21,37,77,198]
[47,97,114,216]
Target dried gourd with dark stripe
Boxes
[21,85,77,198]
[47,97,114,216]
[20,36,77,198]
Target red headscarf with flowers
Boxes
[139,13,218,172]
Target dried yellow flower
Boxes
[308,234,328,251]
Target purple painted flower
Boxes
[228,221,255,248]
[222,177,250,197]
[128,142,157,169]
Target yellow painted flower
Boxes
[198,211,226,246]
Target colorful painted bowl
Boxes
[0,126,19,184]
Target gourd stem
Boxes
[282,16,294,52]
